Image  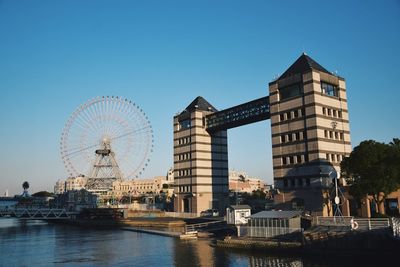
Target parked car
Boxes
[200,209,219,217]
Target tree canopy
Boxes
[341,138,400,207]
[31,191,54,198]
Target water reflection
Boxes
[0,219,394,267]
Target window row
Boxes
[322,107,342,118]
[326,153,343,163]
[282,154,309,165]
[283,178,311,188]
[324,130,344,140]
[179,185,192,193]
[321,82,338,97]
[178,153,191,161]
[279,108,305,122]
[177,137,191,145]
[177,169,192,177]
[281,131,306,143]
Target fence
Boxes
[392,218,400,238]
[237,226,303,238]
[165,212,199,219]
[316,216,391,230]
[185,220,226,233]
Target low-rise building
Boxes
[238,210,302,238]
[226,205,251,225]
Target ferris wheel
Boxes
[60,96,154,181]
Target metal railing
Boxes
[237,226,303,238]
[392,218,400,238]
[185,220,225,233]
[165,212,199,219]
[316,216,391,230]
[0,208,76,219]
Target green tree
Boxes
[341,139,400,213]
[32,191,54,198]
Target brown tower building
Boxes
[269,53,351,215]
[173,97,229,214]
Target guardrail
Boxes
[185,220,226,233]
[165,212,199,219]
[392,217,400,238]
[316,216,391,230]
[237,226,303,238]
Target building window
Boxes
[281,135,286,143]
[179,119,191,130]
[324,130,328,138]
[328,109,332,116]
[322,107,326,115]
[288,134,292,142]
[333,110,337,117]
[279,83,302,100]
[280,113,285,122]
[329,131,333,138]
[321,82,338,97]
[296,155,302,163]
[335,132,339,139]
[287,112,291,120]
[293,110,299,118]
[326,153,330,160]
[289,156,294,164]
[295,132,300,141]
[338,111,342,118]
[340,132,344,140]
[282,157,287,165]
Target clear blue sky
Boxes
[0,0,399,195]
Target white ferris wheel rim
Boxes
[60,96,154,179]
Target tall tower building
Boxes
[269,53,351,215]
[173,97,229,214]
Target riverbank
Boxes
[215,227,400,256]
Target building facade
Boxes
[173,97,229,214]
[111,177,164,198]
[269,53,352,215]
[54,176,88,194]
[229,171,267,193]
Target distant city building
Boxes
[111,176,164,198]
[54,189,97,212]
[0,197,18,209]
[54,176,87,194]
[229,171,267,194]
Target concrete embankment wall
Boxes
[303,229,400,254]
[217,229,400,255]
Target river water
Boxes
[0,219,389,266]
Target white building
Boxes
[226,205,251,225]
